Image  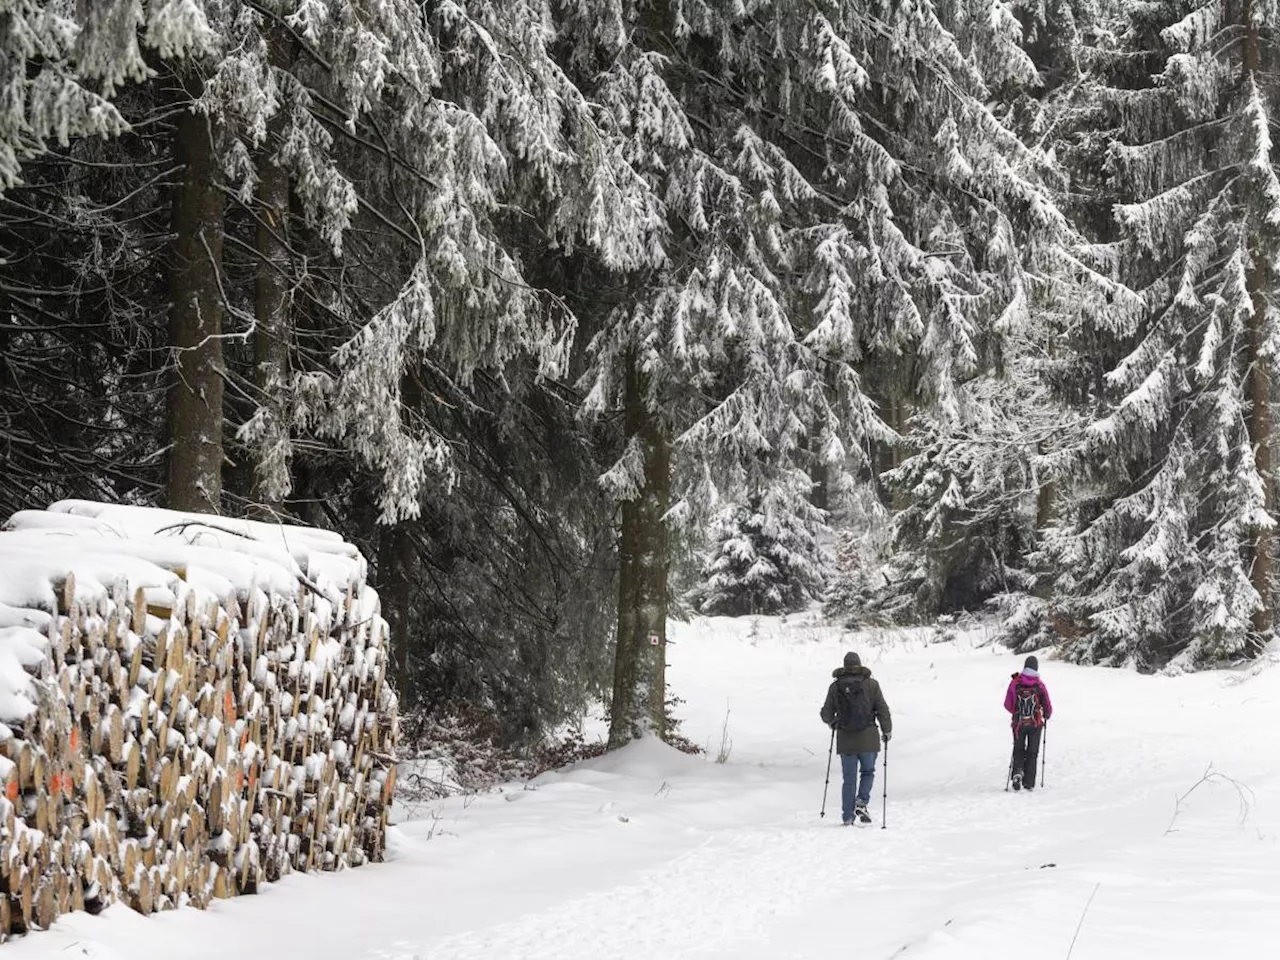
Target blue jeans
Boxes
[840,751,877,820]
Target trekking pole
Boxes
[1041,721,1048,789]
[819,728,835,818]
[1005,743,1015,792]
[881,739,889,830]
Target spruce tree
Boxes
[565,0,1076,744]
[878,378,1046,619]
[1031,0,1280,671]
[697,474,830,617]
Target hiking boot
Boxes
[1012,772,1023,791]
[854,803,872,825]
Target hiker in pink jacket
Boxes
[1004,655,1052,791]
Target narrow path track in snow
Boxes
[375,824,933,960]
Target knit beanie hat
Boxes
[844,651,862,669]
[1024,655,1039,671]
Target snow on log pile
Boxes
[0,501,398,939]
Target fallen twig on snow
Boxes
[1164,763,1255,835]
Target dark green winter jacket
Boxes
[820,666,892,754]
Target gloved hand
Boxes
[882,731,892,744]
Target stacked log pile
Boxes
[0,501,398,939]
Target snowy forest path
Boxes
[351,617,1280,960]
[10,615,1280,960]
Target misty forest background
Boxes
[3,0,1279,759]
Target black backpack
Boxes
[833,677,874,732]
[1014,684,1042,729]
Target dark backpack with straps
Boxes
[1014,683,1043,729]
[833,677,874,732]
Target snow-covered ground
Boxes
[13,614,1280,958]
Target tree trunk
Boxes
[378,522,418,704]
[1247,269,1274,637]
[1034,442,1055,533]
[608,350,670,748]
[248,31,296,519]
[809,367,834,512]
[1243,4,1274,636]
[382,367,429,702]
[880,393,911,511]
[809,439,829,513]
[167,70,226,514]
[607,0,674,749]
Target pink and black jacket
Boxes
[1004,669,1052,729]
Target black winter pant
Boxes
[1012,725,1043,788]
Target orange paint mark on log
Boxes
[69,728,79,752]
[224,690,235,720]
[5,780,16,801]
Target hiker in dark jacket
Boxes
[1004,655,1052,791]
[820,651,892,825]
